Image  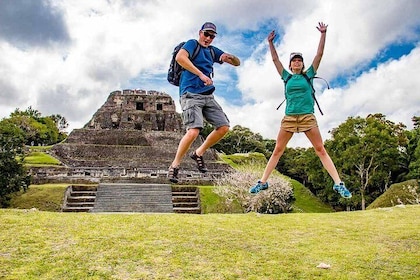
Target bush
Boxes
[214,169,294,214]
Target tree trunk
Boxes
[361,192,366,210]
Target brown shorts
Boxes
[281,114,318,133]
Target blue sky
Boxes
[1,0,420,148]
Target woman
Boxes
[249,22,351,199]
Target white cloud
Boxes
[0,0,419,148]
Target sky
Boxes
[1,0,420,148]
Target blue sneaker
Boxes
[333,182,352,198]
[249,181,269,194]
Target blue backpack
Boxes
[167,40,215,86]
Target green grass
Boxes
[24,152,61,166]
[367,179,419,209]
[9,184,69,211]
[290,179,333,213]
[27,145,53,152]
[1,205,419,279]
[3,152,419,278]
[199,186,243,213]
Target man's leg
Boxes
[168,128,200,183]
[171,128,200,168]
[195,125,229,156]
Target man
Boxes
[168,22,240,183]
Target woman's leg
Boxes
[304,126,341,184]
[260,128,294,183]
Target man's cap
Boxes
[201,22,217,34]
[290,52,303,62]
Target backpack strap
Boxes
[276,75,292,110]
[302,73,324,115]
[276,73,329,115]
[190,41,215,79]
[190,40,201,61]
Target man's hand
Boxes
[222,53,240,66]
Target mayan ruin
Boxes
[31,89,231,185]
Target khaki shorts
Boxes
[281,114,318,133]
[180,92,230,130]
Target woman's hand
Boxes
[316,22,328,33]
[267,30,276,43]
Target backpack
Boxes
[276,74,330,115]
[167,40,215,86]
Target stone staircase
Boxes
[90,183,174,213]
[62,185,98,212]
[172,186,201,214]
[61,183,201,213]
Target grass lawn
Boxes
[24,152,61,166]
[9,184,70,212]
[1,205,419,279]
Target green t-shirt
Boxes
[281,65,316,115]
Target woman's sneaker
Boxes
[249,181,269,194]
[333,182,352,198]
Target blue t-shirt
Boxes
[179,39,223,96]
[281,65,316,115]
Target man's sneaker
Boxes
[249,181,269,194]
[333,182,352,198]
[167,166,179,183]
[190,152,207,173]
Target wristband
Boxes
[321,31,327,33]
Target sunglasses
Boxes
[202,31,216,39]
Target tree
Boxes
[0,120,31,207]
[326,114,405,210]
[50,114,69,133]
[277,147,311,186]
[210,125,268,156]
[7,107,67,145]
[405,116,420,179]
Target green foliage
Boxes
[6,106,67,146]
[207,125,270,156]
[324,114,407,209]
[218,152,267,168]
[277,147,311,185]
[367,179,420,209]
[0,120,31,207]
[405,118,420,179]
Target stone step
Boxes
[70,191,97,196]
[172,196,199,203]
[171,186,201,214]
[61,185,98,212]
[67,196,96,202]
[172,191,198,196]
[173,207,201,214]
[91,183,174,213]
[62,206,94,212]
[65,202,96,208]
[173,202,199,208]
[71,185,98,191]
